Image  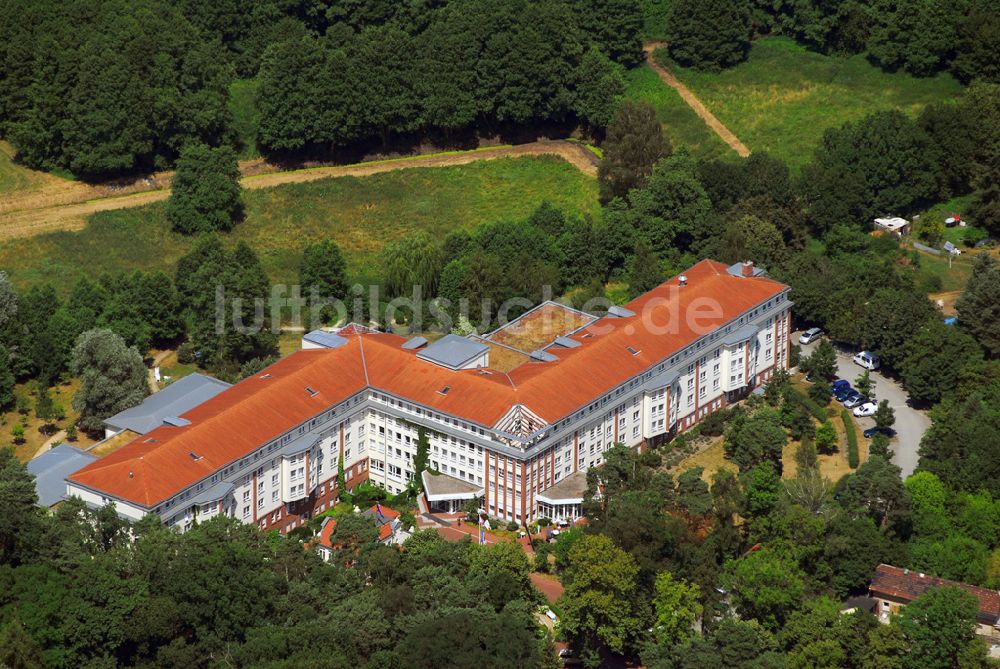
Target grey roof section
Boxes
[163,416,191,427]
[417,334,489,369]
[552,336,581,349]
[103,373,231,435]
[607,305,636,318]
[643,368,679,392]
[191,480,235,506]
[726,262,767,278]
[722,324,759,346]
[28,444,97,507]
[422,469,483,501]
[401,336,428,350]
[280,432,320,457]
[303,330,349,348]
[530,349,559,362]
[537,471,588,504]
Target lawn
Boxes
[0,155,600,294]
[913,249,974,293]
[660,37,964,170]
[623,65,738,162]
[0,141,46,195]
[229,78,261,160]
[5,379,97,462]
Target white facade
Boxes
[67,286,791,531]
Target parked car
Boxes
[853,401,878,417]
[840,389,861,404]
[844,394,868,409]
[863,426,897,438]
[853,351,880,371]
[831,379,851,394]
[799,327,824,345]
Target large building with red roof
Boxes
[66,260,791,532]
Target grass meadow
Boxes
[623,65,738,162]
[0,141,47,195]
[659,37,964,169]
[0,156,600,294]
[229,78,262,160]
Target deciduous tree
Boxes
[167,143,244,235]
[70,329,148,434]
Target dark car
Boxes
[834,386,854,402]
[864,426,897,439]
[839,389,861,405]
[831,379,851,394]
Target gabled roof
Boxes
[27,444,97,507]
[870,564,1000,626]
[69,260,788,509]
[104,373,231,435]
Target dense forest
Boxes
[2,0,998,179]
[0,0,641,178]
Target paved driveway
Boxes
[797,334,930,479]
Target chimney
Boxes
[678,274,687,287]
[741,260,755,277]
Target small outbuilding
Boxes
[873,217,910,237]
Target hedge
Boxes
[841,409,859,468]
[786,387,829,424]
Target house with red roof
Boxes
[313,504,408,561]
[65,260,790,533]
[870,564,1000,642]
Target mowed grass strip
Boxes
[624,65,738,162]
[662,37,964,169]
[0,156,599,293]
[0,141,47,195]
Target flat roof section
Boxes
[27,444,97,507]
[417,334,489,369]
[422,469,483,501]
[537,471,588,505]
[475,338,532,373]
[104,373,231,435]
[487,302,596,354]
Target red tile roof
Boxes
[68,260,786,508]
[870,564,1000,624]
[316,517,337,549]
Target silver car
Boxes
[799,327,823,344]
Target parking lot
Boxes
[797,333,930,479]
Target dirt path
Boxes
[148,350,172,393]
[643,43,751,158]
[0,140,599,241]
[33,429,67,459]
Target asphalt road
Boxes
[797,334,930,479]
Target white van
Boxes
[853,351,880,371]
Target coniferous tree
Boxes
[574,46,626,131]
[628,241,662,298]
[956,253,1000,357]
[598,101,671,203]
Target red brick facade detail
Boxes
[257,456,369,534]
